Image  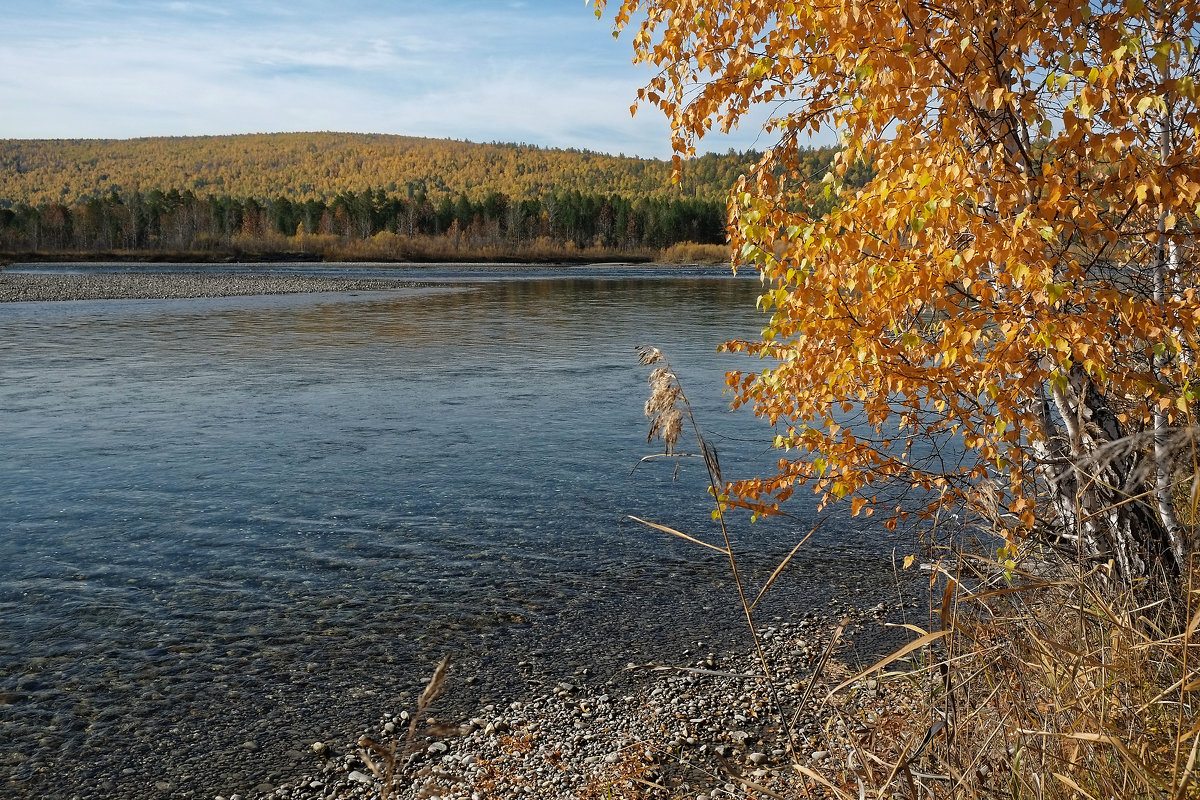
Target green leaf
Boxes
[1051,372,1069,395]
[749,56,773,79]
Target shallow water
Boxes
[0,267,901,798]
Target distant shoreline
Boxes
[0,260,733,302]
[0,249,661,266]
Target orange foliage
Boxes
[600,0,1200,577]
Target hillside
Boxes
[0,132,766,206]
[0,134,853,263]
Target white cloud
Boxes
[0,0,794,158]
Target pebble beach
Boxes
[236,604,913,800]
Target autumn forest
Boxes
[0,132,844,262]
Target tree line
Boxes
[0,187,729,256]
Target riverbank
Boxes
[0,247,662,266]
[243,604,911,800]
[0,271,421,302]
[0,239,728,269]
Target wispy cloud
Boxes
[163,2,234,16]
[0,0,792,157]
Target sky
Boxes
[0,0,792,159]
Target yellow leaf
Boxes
[599,0,1198,552]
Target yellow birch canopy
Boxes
[599,0,1199,570]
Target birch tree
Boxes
[599,0,1200,581]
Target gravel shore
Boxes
[243,605,913,800]
[0,272,418,302]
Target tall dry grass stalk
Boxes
[633,346,817,764]
[357,656,457,800]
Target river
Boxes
[0,264,902,798]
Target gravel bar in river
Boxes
[0,272,418,302]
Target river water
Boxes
[0,264,902,798]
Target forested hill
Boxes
[0,132,771,206]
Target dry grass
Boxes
[809,435,1200,800]
[809,555,1200,800]
[3,233,660,264]
[657,241,731,265]
[357,656,459,800]
[238,230,658,263]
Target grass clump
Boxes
[812,556,1200,800]
[657,241,731,265]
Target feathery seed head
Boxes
[636,345,664,365]
[640,346,685,454]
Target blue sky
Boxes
[0,0,787,158]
